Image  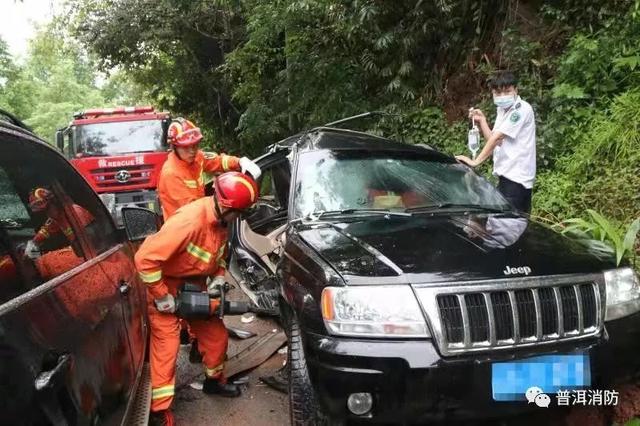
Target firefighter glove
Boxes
[154,294,176,314]
[207,275,227,297]
[239,157,261,180]
[24,240,41,260]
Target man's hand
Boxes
[207,275,226,297]
[24,240,41,260]
[468,108,487,125]
[239,157,261,180]
[154,294,176,314]
[455,155,479,168]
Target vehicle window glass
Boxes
[0,153,87,305]
[293,150,510,218]
[0,134,119,305]
[49,151,119,257]
[74,119,164,156]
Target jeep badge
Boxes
[503,266,532,276]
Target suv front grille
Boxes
[415,275,604,356]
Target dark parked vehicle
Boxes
[225,126,640,424]
[0,113,150,425]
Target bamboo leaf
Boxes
[623,218,640,253]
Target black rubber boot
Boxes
[202,377,241,398]
[188,339,202,364]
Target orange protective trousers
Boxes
[146,278,228,412]
[134,197,231,412]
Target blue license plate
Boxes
[492,354,591,401]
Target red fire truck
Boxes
[56,106,170,226]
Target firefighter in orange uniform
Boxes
[157,117,261,220]
[157,118,261,354]
[24,187,94,259]
[135,172,259,426]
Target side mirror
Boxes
[122,207,160,242]
[55,131,64,152]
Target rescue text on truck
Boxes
[56,106,171,226]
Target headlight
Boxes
[320,286,430,337]
[605,267,640,321]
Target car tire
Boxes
[288,315,339,426]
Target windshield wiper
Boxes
[405,203,510,214]
[301,208,412,222]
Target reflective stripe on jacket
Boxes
[134,197,229,299]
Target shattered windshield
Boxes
[74,119,164,156]
[292,150,510,219]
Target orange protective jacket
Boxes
[134,197,229,300]
[33,204,94,245]
[157,150,241,220]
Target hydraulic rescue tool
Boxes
[174,282,264,320]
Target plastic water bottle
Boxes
[468,124,480,159]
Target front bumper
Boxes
[303,312,640,423]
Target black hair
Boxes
[488,71,518,90]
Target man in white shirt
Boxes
[456,71,536,213]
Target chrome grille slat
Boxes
[484,293,496,345]
[458,294,471,347]
[553,286,564,337]
[575,285,584,334]
[532,288,542,340]
[424,276,603,356]
[508,290,520,343]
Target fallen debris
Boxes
[189,381,204,391]
[241,313,256,323]
[224,330,286,379]
[227,326,257,340]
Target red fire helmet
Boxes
[167,118,203,147]
[214,172,259,210]
[28,187,54,212]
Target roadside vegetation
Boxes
[0,0,638,267]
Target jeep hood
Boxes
[296,214,615,284]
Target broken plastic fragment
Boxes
[241,313,256,323]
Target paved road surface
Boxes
[173,314,289,426]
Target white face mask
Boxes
[493,94,516,109]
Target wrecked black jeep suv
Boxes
[225,127,640,424]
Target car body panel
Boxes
[0,120,147,425]
[295,214,616,285]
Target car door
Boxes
[0,128,138,426]
[227,154,291,312]
[72,173,148,421]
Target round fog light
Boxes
[347,392,373,415]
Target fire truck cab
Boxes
[56,106,170,226]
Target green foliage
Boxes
[375,106,466,154]
[559,211,639,266]
[68,0,248,152]
[624,417,640,426]
[0,24,145,144]
[535,88,640,225]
